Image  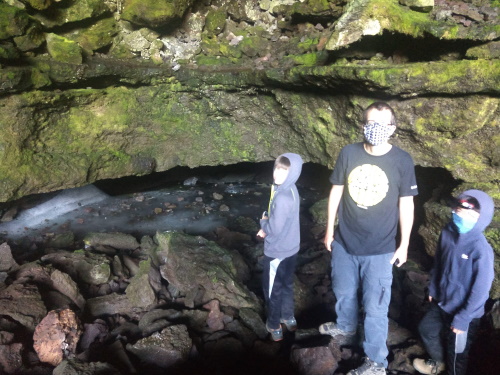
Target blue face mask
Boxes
[452,212,477,234]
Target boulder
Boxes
[125,259,157,308]
[86,293,141,320]
[0,342,23,374]
[0,3,30,40]
[83,232,140,251]
[309,198,328,225]
[53,359,121,375]
[0,284,47,332]
[138,309,180,337]
[291,344,339,375]
[32,0,109,28]
[152,231,261,310]
[122,0,195,29]
[33,309,82,366]
[14,262,85,309]
[63,17,119,55]
[238,307,267,340]
[126,325,192,369]
[46,33,83,65]
[41,250,111,286]
[0,242,18,272]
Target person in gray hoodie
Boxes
[413,189,495,375]
[257,153,303,341]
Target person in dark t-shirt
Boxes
[319,102,418,375]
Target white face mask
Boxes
[363,122,396,146]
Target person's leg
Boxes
[278,253,298,321]
[359,251,393,367]
[331,240,360,332]
[418,302,447,363]
[262,255,282,329]
[445,318,481,375]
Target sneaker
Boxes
[347,357,386,375]
[318,322,356,337]
[266,323,283,341]
[280,317,297,332]
[413,358,445,375]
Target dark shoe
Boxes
[280,317,297,331]
[347,357,386,375]
[413,358,445,374]
[319,322,356,337]
[266,323,283,341]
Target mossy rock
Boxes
[122,0,194,28]
[239,35,269,58]
[0,42,20,60]
[195,55,234,66]
[125,259,156,308]
[24,0,53,11]
[204,8,227,35]
[46,33,83,64]
[284,51,328,66]
[309,198,328,225]
[326,0,500,50]
[200,35,223,56]
[33,0,109,28]
[0,3,30,40]
[466,41,500,60]
[14,25,45,52]
[63,17,119,55]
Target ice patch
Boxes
[0,185,108,237]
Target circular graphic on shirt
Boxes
[347,164,389,208]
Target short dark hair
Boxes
[363,102,397,126]
[275,155,291,169]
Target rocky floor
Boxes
[0,163,498,375]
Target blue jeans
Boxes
[331,241,393,366]
[262,254,298,329]
[418,301,480,375]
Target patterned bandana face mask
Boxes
[363,122,396,146]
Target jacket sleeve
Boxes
[452,248,494,331]
[428,232,443,299]
[260,193,292,244]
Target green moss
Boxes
[122,0,192,27]
[297,37,319,53]
[286,51,328,66]
[66,17,119,55]
[204,8,227,35]
[195,55,233,66]
[0,3,30,40]
[31,68,51,88]
[24,0,52,10]
[46,33,83,65]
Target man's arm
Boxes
[324,185,344,252]
[390,195,414,267]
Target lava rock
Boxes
[126,325,192,369]
[33,309,82,366]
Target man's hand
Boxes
[428,296,433,302]
[390,246,408,267]
[257,229,266,238]
[451,327,465,334]
[324,232,334,252]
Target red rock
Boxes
[33,309,82,366]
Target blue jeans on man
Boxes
[331,241,393,367]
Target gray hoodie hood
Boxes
[274,153,303,192]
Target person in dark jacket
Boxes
[413,189,495,375]
[257,153,303,341]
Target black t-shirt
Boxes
[330,142,418,256]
